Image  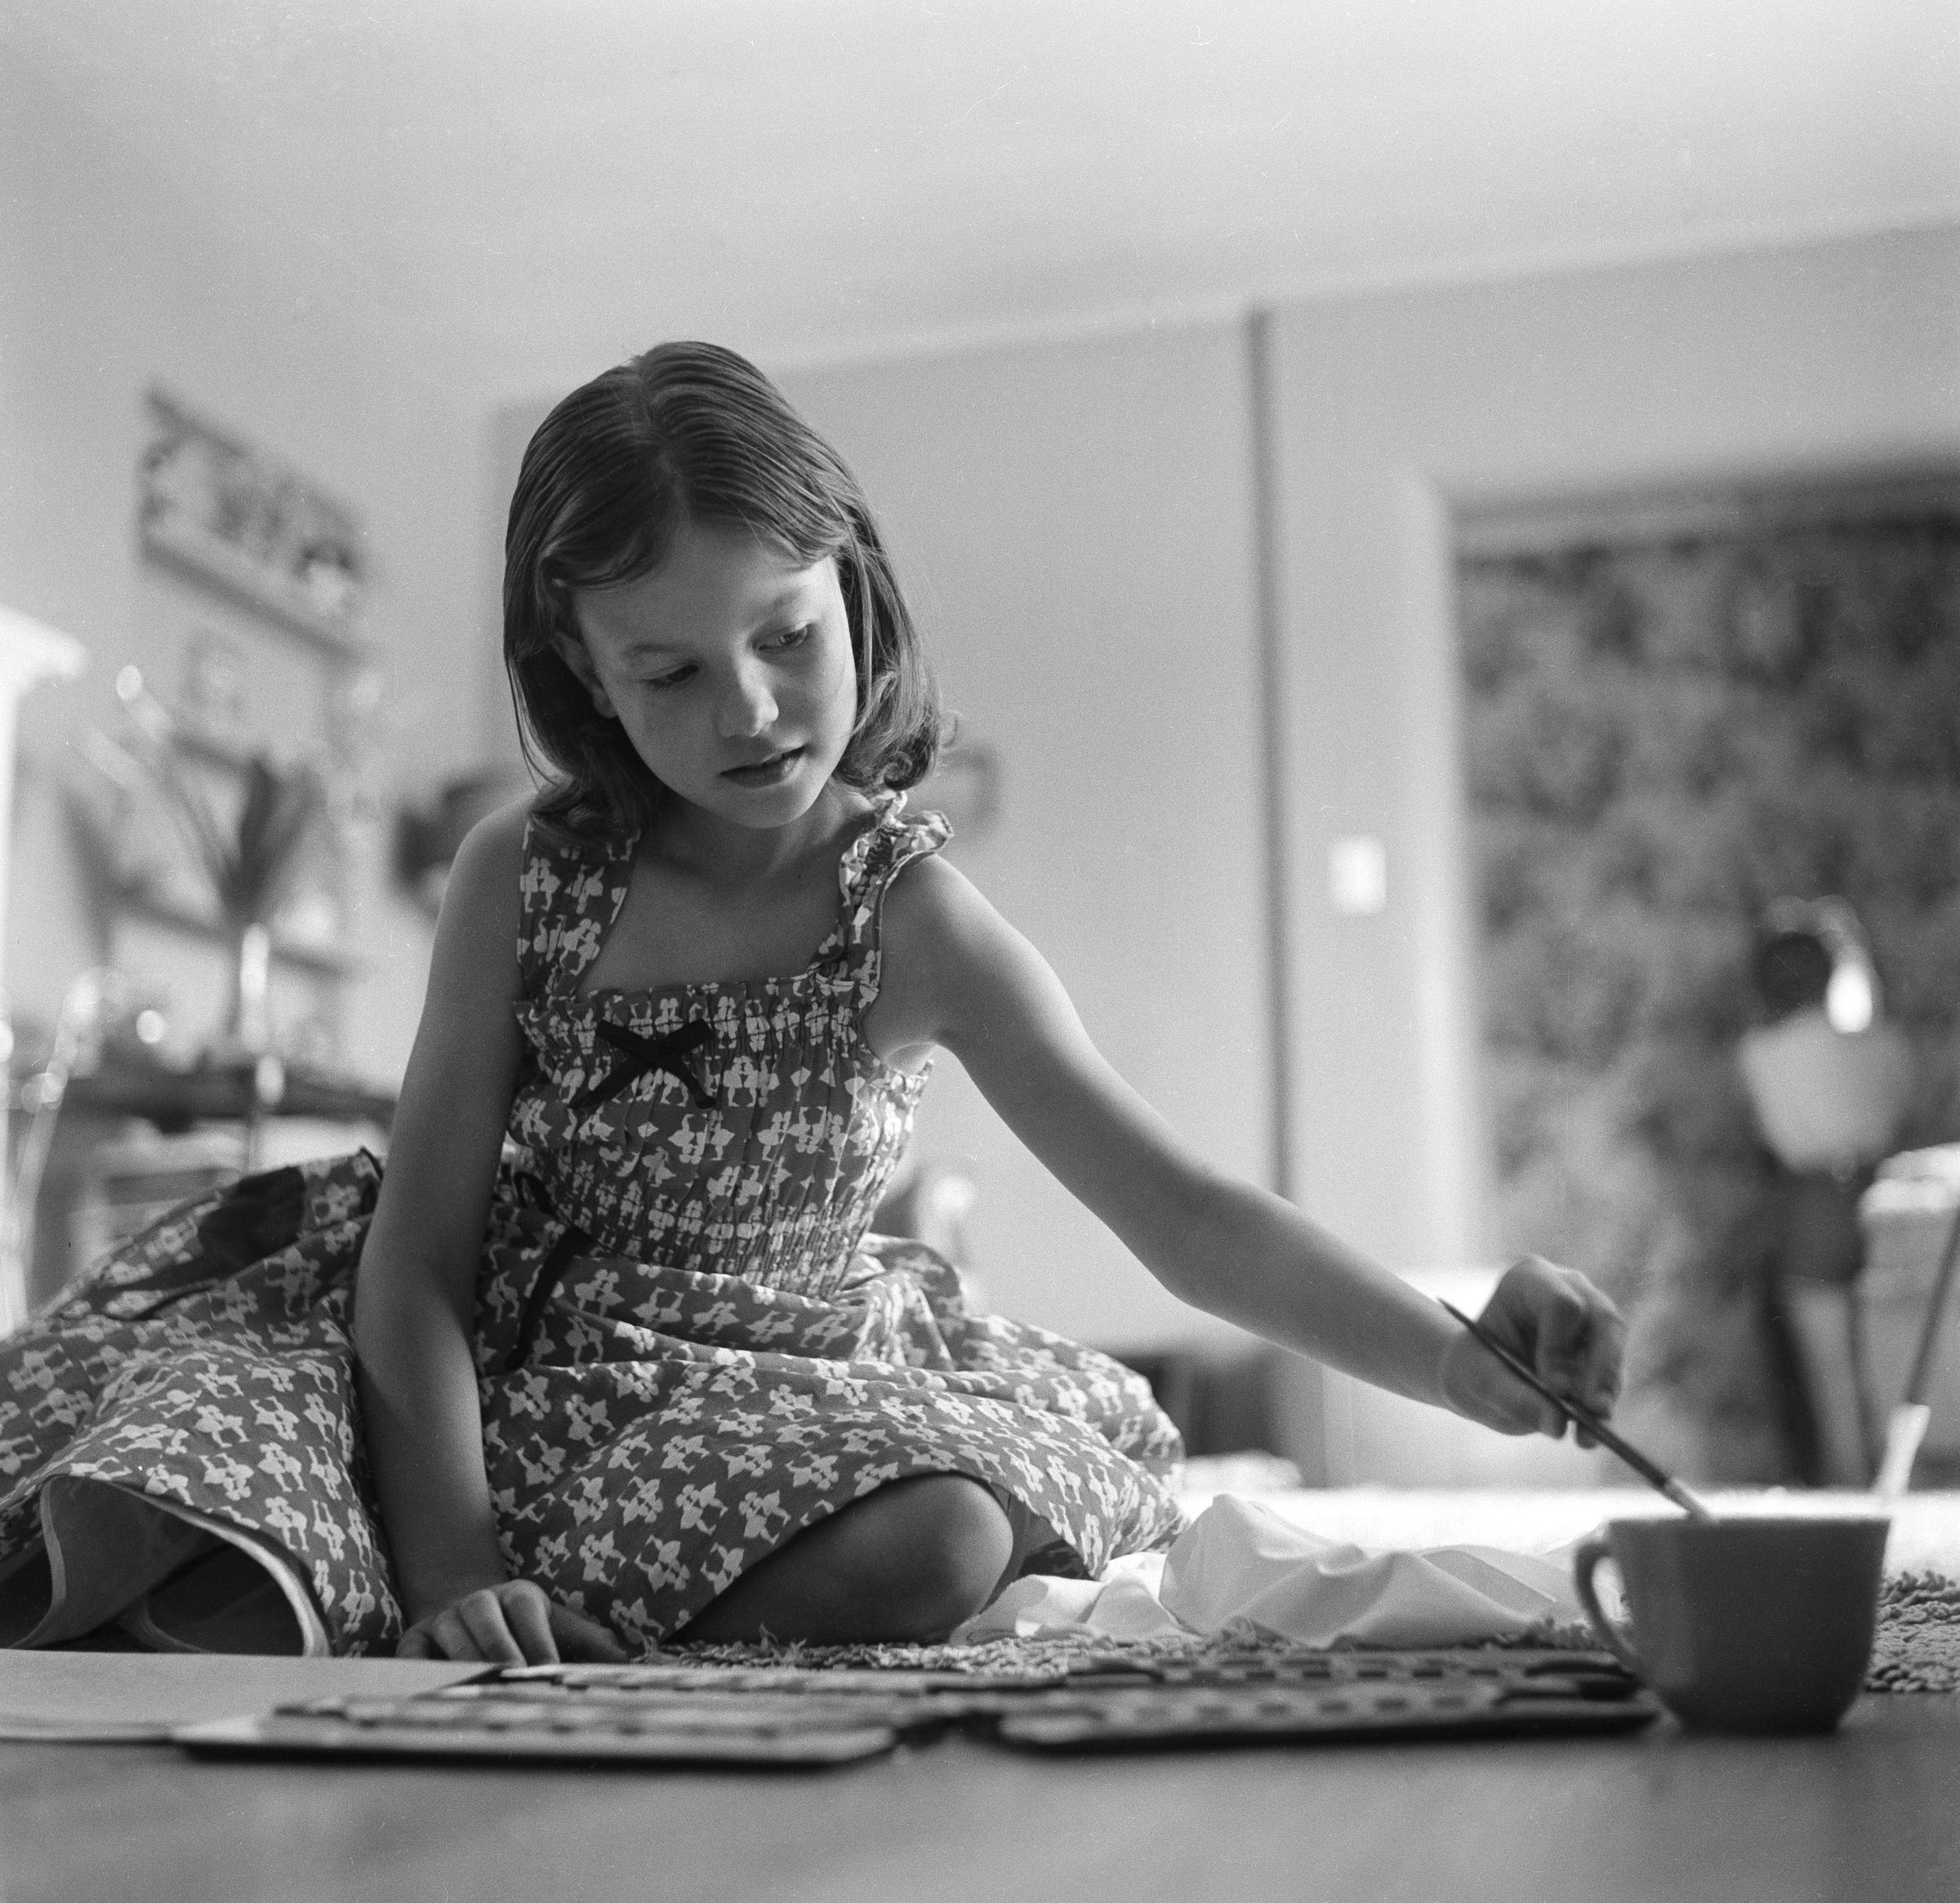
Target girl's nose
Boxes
[717,663,778,738]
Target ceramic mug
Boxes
[1572,1513,1888,1733]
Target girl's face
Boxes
[564,517,858,833]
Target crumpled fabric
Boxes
[1159,1494,1581,1645]
[955,1494,1582,1647]
[955,1550,1183,1640]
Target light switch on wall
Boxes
[1328,834,1388,916]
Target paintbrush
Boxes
[1440,1299,1717,1522]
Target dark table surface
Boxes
[44,1058,396,1131]
[1,1656,1956,1903]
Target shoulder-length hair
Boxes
[505,341,943,841]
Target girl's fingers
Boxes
[550,1603,629,1663]
[1498,1258,1588,1380]
[398,1584,619,1666]
[1450,1342,1555,1437]
[1539,1282,1593,1380]
[500,1584,561,1665]
[1575,1304,1626,1419]
[1538,1266,1624,1421]
[413,1607,485,1662]
[455,1590,526,1665]
[1485,1256,1626,1428]
[1522,1386,1569,1440]
[1481,1361,1553,1435]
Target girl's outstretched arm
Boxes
[871,858,1622,1437]
[351,800,623,1665]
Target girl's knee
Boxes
[849,1474,1013,1638]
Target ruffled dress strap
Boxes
[515,811,639,1002]
[833,794,952,1007]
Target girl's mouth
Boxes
[721,747,803,787]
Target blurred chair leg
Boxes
[1784,1282,1873,1486]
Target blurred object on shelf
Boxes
[278,1009,343,1074]
[178,627,249,751]
[68,667,339,1058]
[321,662,389,822]
[114,666,326,946]
[393,770,523,915]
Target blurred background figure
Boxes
[1741,898,1915,1483]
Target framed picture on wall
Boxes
[139,388,370,659]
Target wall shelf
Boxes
[141,511,373,662]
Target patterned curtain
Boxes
[1457,490,1960,1482]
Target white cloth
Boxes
[1159,1494,1579,1645]
[953,1494,1581,1647]
[955,1551,1184,1641]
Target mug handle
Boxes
[1572,1535,1643,1678]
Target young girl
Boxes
[0,343,1622,1661]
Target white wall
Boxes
[0,49,488,1083]
[1271,225,1960,1482]
[783,328,1272,1356]
[1272,225,1960,1280]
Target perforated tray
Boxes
[991,1671,1657,1750]
[174,1648,1658,1765]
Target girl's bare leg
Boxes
[675,1473,1015,1643]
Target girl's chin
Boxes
[684,762,841,827]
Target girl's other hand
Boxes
[1441,1256,1625,1443]
[397,1580,630,1665]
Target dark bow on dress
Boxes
[570,1017,716,1112]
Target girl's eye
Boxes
[644,665,696,691]
[765,624,813,653]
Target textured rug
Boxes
[1867,1574,1960,1693]
[672,1570,1960,1695]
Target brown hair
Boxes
[504,341,942,840]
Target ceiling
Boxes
[13,0,1960,402]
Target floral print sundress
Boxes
[0,796,1183,1653]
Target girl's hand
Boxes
[397,1580,630,1665]
[1440,1256,1624,1442]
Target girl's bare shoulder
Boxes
[873,848,1046,1050]
[456,792,537,870]
[429,796,537,992]
[878,845,993,953]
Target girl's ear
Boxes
[555,634,619,721]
